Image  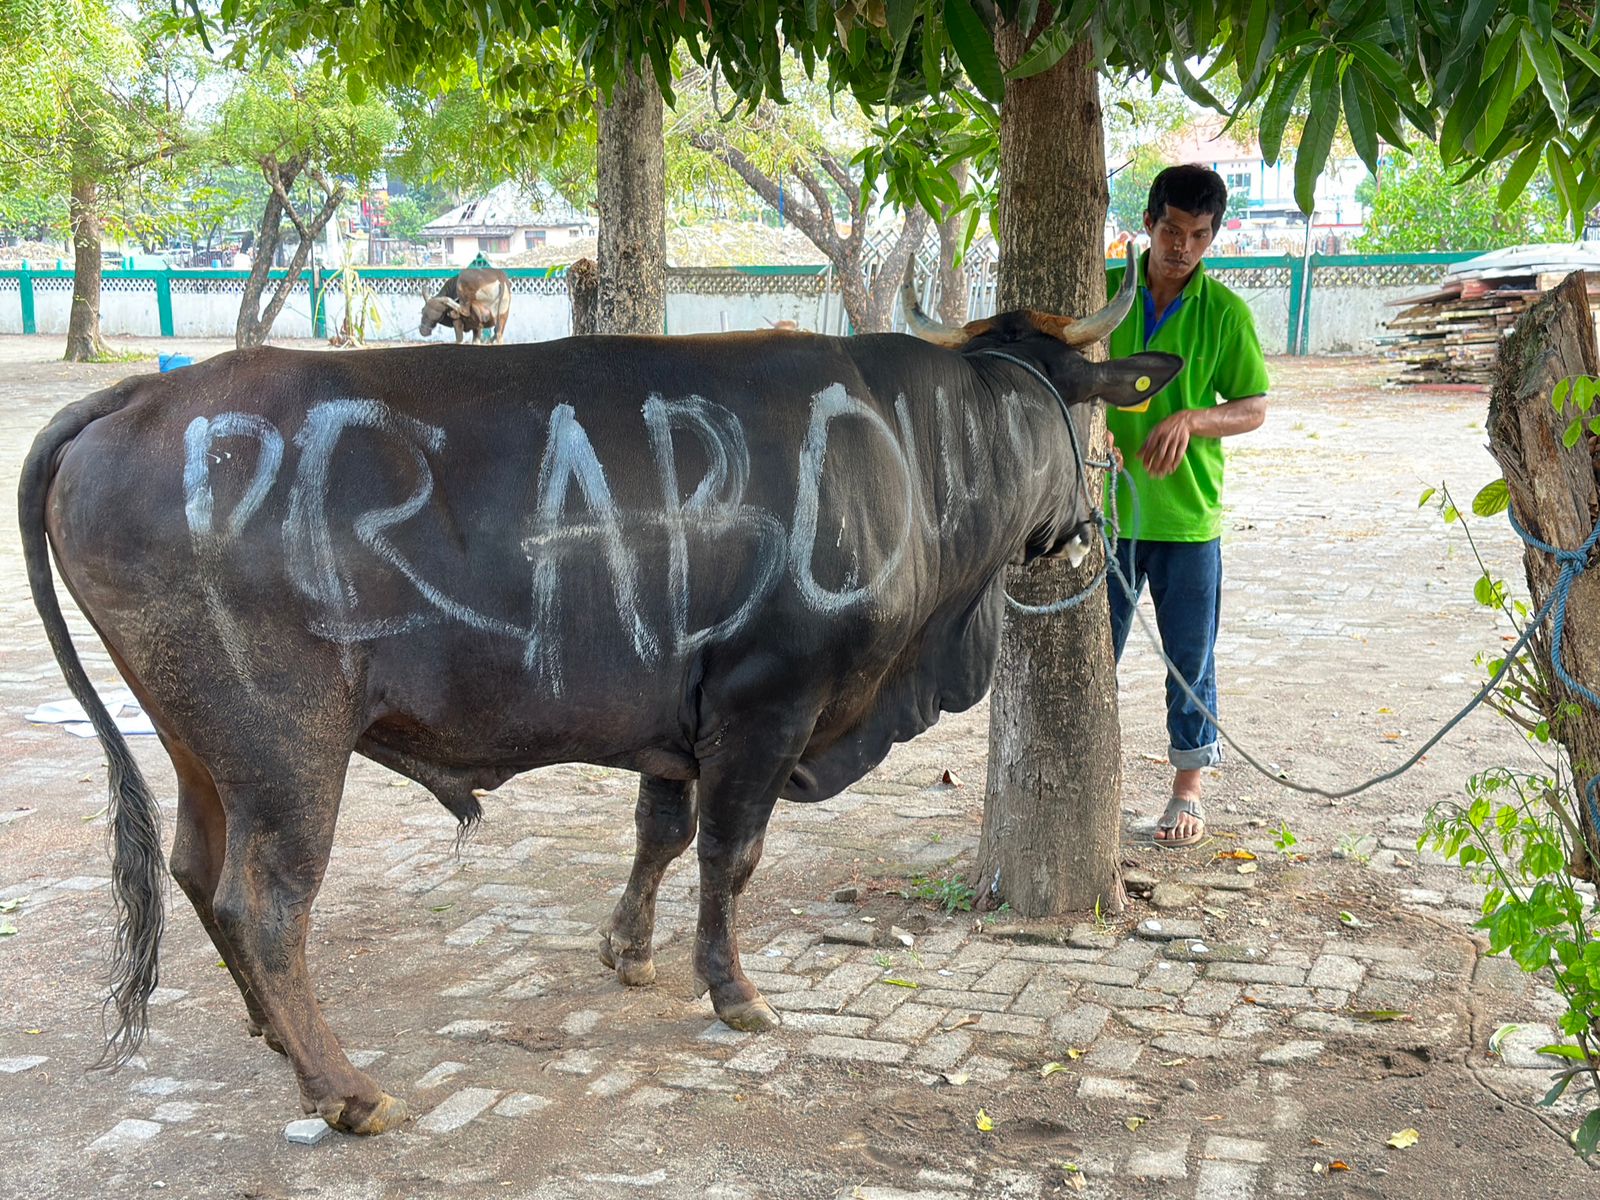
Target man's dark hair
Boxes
[1145,164,1228,232]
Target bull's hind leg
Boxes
[164,741,283,1053]
[211,762,405,1134]
[691,733,803,1032]
[600,776,697,986]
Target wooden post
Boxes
[567,257,599,336]
[1488,270,1600,879]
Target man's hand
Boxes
[1138,410,1193,478]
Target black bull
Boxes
[21,290,1179,1133]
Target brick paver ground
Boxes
[1,337,1594,1199]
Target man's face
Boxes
[1143,204,1217,288]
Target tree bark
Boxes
[236,155,344,349]
[937,160,971,326]
[974,27,1125,918]
[1487,270,1600,879]
[567,256,600,336]
[596,67,666,335]
[64,151,106,362]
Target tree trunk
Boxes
[596,67,666,335]
[568,256,600,335]
[974,28,1125,918]
[937,160,971,326]
[237,156,342,349]
[64,155,106,362]
[1487,270,1600,880]
[862,209,931,332]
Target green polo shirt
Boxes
[1105,252,1270,542]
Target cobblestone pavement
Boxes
[0,338,1594,1199]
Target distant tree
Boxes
[673,62,929,333]
[0,0,186,358]
[1107,143,1166,234]
[207,60,396,346]
[383,196,436,245]
[1354,143,1560,253]
[0,188,69,244]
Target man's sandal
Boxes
[1154,796,1206,848]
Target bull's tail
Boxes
[17,385,165,1068]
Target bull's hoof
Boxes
[716,995,781,1033]
[322,1091,408,1136]
[600,932,656,986]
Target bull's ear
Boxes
[1088,352,1183,408]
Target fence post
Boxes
[19,262,36,334]
[155,268,173,337]
[1297,253,1320,355]
[310,266,325,339]
[1285,253,1305,356]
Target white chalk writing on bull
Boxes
[790,383,914,613]
[183,413,284,538]
[642,394,786,656]
[522,402,660,691]
[185,379,1018,672]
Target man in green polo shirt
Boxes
[1105,165,1270,847]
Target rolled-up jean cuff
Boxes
[1170,742,1222,770]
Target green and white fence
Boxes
[0,253,1481,354]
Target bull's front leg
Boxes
[453,323,464,344]
[600,775,696,986]
[690,743,794,1031]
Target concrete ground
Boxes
[0,335,1594,1199]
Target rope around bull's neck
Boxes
[976,349,1115,615]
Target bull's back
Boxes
[44,342,947,768]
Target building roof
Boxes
[424,181,595,237]
[1158,117,1258,167]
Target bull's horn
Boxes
[440,296,466,313]
[900,259,968,348]
[1050,242,1138,348]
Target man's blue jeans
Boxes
[1108,538,1223,770]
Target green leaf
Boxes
[1575,1109,1600,1158]
[886,0,918,43]
[1259,53,1317,165]
[1441,73,1491,164]
[1007,23,1074,81]
[1497,139,1545,208]
[1341,63,1380,173]
[1537,1043,1590,1061]
[1418,486,1437,507]
[1447,0,1500,68]
[1169,44,1224,111]
[1552,29,1600,82]
[1293,51,1342,214]
[943,0,1003,103]
[1385,0,1413,50]
[1538,1072,1575,1106]
[1474,575,1499,606]
[1488,1022,1521,1054]
[1563,416,1584,449]
[1521,27,1568,126]
[1472,478,1509,517]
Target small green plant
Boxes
[1336,832,1375,865]
[315,262,383,347]
[906,871,976,914]
[873,950,895,969]
[1420,475,1600,1158]
[1273,820,1299,857]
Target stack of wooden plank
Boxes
[1380,244,1600,388]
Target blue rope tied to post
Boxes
[1504,504,1600,840]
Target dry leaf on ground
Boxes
[1387,1128,1420,1149]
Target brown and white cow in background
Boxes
[419,267,512,344]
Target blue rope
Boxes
[1503,505,1600,841]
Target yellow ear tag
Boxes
[1123,374,1153,413]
